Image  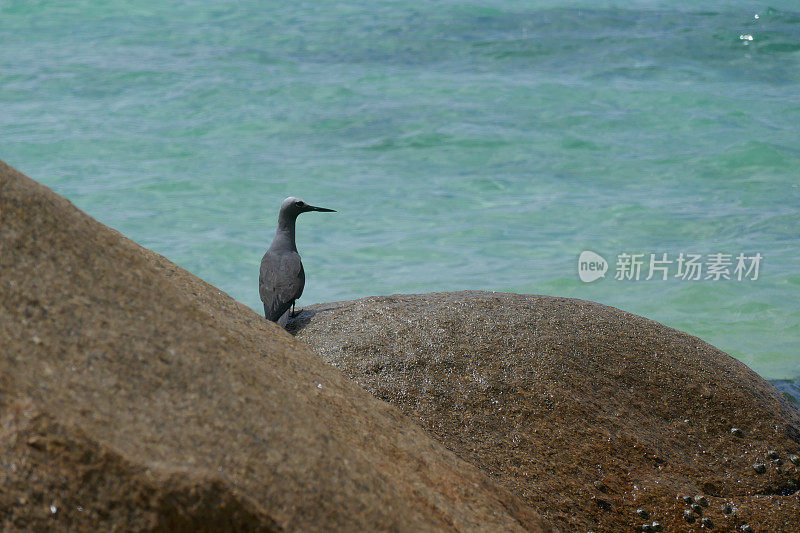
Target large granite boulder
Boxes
[0,160,551,532]
[291,293,800,532]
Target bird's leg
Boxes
[290,301,297,318]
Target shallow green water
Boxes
[1,1,798,382]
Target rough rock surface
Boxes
[0,159,552,532]
[291,293,800,532]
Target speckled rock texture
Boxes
[0,159,552,532]
[291,293,800,532]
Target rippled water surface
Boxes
[1,1,798,383]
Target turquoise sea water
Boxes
[1,1,798,387]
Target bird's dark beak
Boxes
[307,205,336,213]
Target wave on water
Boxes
[771,379,800,408]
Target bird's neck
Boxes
[273,217,297,251]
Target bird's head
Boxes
[280,197,336,219]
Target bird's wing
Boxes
[259,250,305,322]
